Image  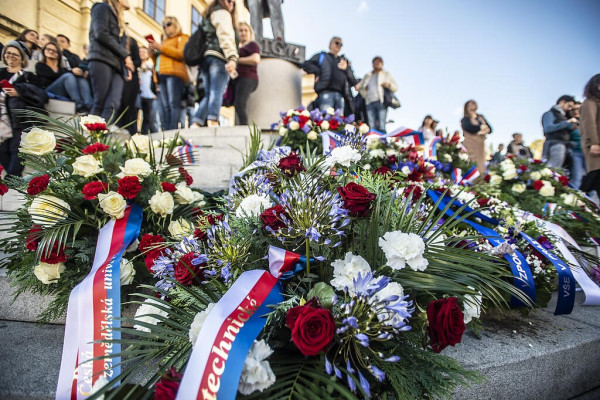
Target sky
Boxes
[262,0,600,149]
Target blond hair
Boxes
[162,16,182,37]
[105,0,125,36]
[237,22,254,42]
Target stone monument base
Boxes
[246,58,302,130]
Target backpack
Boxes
[184,26,207,66]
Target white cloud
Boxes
[357,0,369,13]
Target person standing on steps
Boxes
[233,22,260,125]
[461,99,492,174]
[357,56,398,133]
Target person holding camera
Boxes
[302,36,358,112]
[541,95,578,169]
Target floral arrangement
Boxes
[91,132,536,400]
[273,106,369,153]
[0,113,208,322]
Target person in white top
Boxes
[357,56,398,132]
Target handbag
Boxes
[383,87,401,109]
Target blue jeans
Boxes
[317,90,344,112]
[88,61,124,121]
[192,56,229,125]
[46,73,93,111]
[570,150,586,189]
[180,105,196,128]
[158,75,185,130]
[366,100,387,132]
[545,141,571,169]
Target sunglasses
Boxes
[44,48,58,54]
[4,51,21,58]
[334,41,343,47]
[163,22,172,28]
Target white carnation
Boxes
[365,135,380,149]
[463,288,482,324]
[330,252,372,295]
[368,149,385,159]
[541,168,553,177]
[386,148,399,157]
[325,146,361,167]
[235,194,272,218]
[443,154,453,162]
[373,282,407,326]
[379,231,428,271]
[133,298,169,332]
[189,303,216,344]
[238,340,276,395]
[530,171,542,181]
[458,152,469,161]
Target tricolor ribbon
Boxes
[176,140,202,164]
[428,136,442,160]
[451,166,479,186]
[427,190,536,308]
[176,246,309,400]
[56,204,142,399]
[320,130,346,154]
[365,127,425,146]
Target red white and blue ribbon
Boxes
[451,166,480,186]
[176,246,307,400]
[428,136,442,160]
[365,127,425,146]
[176,140,202,164]
[320,130,347,154]
[56,204,142,400]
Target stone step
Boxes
[0,292,598,400]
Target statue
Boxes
[245,0,285,42]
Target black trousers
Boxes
[88,61,124,122]
[233,77,258,125]
[0,134,23,176]
[119,73,140,134]
[140,98,154,134]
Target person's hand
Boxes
[568,118,578,124]
[590,144,600,156]
[225,60,237,74]
[337,58,348,70]
[479,126,491,135]
[124,56,135,73]
[125,69,132,82]
[83,71,89,78]
[72,67,83,76]
[381,82,391,89]
[3,87,18,97]
[149,41,161,52]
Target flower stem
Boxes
[305,240,310,275]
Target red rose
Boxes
[329,119,339,130]
[174,252,203,286]
[403,185,423,201]
[483,174,491,182]
[26,226,42,251]
[0,184,9,196]
[283,116,290,125]
[518,165,528,171]
[84,122,107,132]
[506,154,515,159]
[82,143,109,154]
[27,174,50,196]
[532,159,542,164]
[278,152,305,177]
[82,181,108,200]
[40,243,68,264]
[161,182,177,192]
[0,165,3,173]
[154,367,182,400]
[117,176,143,199]
[558,175,569,186]
[477,198,490,207]
[298,115,310,127]
[373,166,393,176]
[337,182,376,218]
[533,180,544,191]
[427,297,466,353]
[286,304,335,356]
[260,204,290,231]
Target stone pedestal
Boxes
[246,58,302,130]
[245,38,306,130]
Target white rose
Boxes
[238,340,276,395]
[345,124,356,134]
[98,191,127,219]
[168,218,194,239]
[72,154,103,177]
[369,149,385,159]
[326,107,335,115]
[458,152,469,161]
[490,175,503,186]
[33,262,66,284]
[235,194,272,218]
[286,109,294,116]
[530,171,542,181]
[278,126,288,136]
[502,168,517,180]
[193,191,206,207]
[363,163,371,171]
[300,109,310,117]
[365,135,379,149]
[379,231,429,271]
[386,149,399,157]
[561,193,578,206]
[541,168,553,177]
[149,191,174,217]
[307,131,318,141]
[463,288,482,324]
[539,181,555,197]
[511,183,526,193]
[401,166,411,175]
[174,182,196,204]
[330,252,372,295]
[320,120,330,131]
[443,154,453,162]
[133,298,170,332]
[20,128,56,155]
[500,159,515,169]
[189,303,216,344]
[128,133,151,154]
[288,121,300,131]
[325,145,361,167]
[119,158,152,178]
[28,195,70,227]
[359,123,370,134]
[120,258,135,285]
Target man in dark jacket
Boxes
[542,95,578,168]
[507,133,532,158]
[302,36,358,112]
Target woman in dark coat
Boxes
[0,42,48,176]
[580,74,600,193]
[461,99,492,175]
